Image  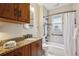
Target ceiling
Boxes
[38,3,70,10]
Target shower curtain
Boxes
[63,12,76,56]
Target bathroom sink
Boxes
[3,41,17,49]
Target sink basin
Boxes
[3,41,16,49]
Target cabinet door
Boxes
[18,45,30,56]
[0,3,18,20]
[0,4,6,17]
[0,3,30,23]
[2,50,19,56]
[30,42,38,56]
[3,45,31,56]
[18,3,30,23]
[30,39,42,56]
[36,40,42,56]
[2,51,15,56]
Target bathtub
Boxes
[43,42,65,56]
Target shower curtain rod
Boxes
[43,10,76,18]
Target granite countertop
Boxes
[0,37,42,55]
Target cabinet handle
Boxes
[16,10,21,17]
[14,9,21,17]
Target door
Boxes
[49,14,64,44]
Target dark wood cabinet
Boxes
[30,42,38,56]
[0,3,30,23]
[2,39,42,56]
[3,49,19,56]
[18,3,30,23]
[36,40,42,56]
[18,45,30,56]
[0,4,18,20]
[3,45,31,56]
[30,40,42,56]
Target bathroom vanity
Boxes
[0,38,42,56]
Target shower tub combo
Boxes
[43,42,65,56]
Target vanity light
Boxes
[30,6,34,12]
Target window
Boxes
[52,15,63,35]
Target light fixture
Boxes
[30,6,34,12]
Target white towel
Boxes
[73,28,79,55]
[73,28,79,40]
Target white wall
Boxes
[0,21,33,40]
[49,4,73,15]
[32,4,48,38]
